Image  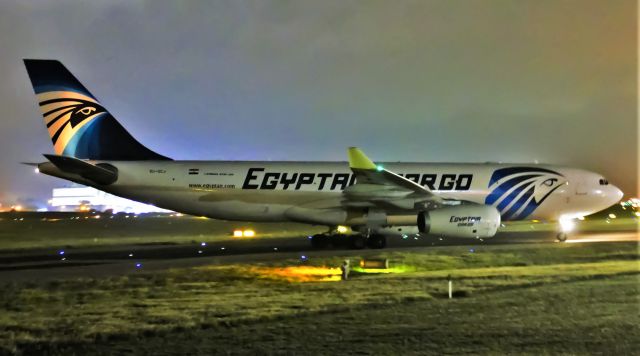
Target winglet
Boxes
[348,147,377,170]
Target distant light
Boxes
[61,257,66,261]
[220,247,226,250]
[233,230,243,237]
[34,167,39,174]
[37,208,48,212]
[273,247,278,251]
[469,248,475,253]
[128,253,133,257]
[243,229,255,237]
[58,250,65,255]
[376,165,384,172]
[200,242,207,246]
[135,263,142,268]
[94,215,101,219]
[577,216,585,221]
[175,213,184,217]
[301,255,307,260]
[336,225,348,234]
[608,213,617,219]
[198,250,203,254]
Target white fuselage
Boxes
[41,160,623,226]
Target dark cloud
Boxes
[0,0,636,205]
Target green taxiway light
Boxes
[352,266,409,274]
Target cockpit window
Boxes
[599,178,609,185]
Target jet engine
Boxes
[417,205,501,238]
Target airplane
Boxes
[22,59,624,248]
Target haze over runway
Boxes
[0,0,636,205]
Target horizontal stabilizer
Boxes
[43,154,118,185]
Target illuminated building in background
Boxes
[620,198,640,209]
[50,185,171,213]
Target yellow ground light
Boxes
[249,266,343,282]
[248,264,410,282]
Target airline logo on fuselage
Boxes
[485,167,565,220]
[242,168,473,191]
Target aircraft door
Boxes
[575,180,587,195]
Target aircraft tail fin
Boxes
[23,59,171,161]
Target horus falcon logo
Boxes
[485,167,565,220]
[37,91,106,155]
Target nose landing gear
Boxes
[557,217,576,243]
[556,232,568,242]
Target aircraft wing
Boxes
[343,147,443,210]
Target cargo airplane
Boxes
[23,60,623,248]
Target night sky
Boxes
[0,0,637,207]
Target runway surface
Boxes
[0,229,637,283]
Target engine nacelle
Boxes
[417,205,501,238]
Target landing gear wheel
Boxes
[349,234,367,249]
[310,234,330,248]
[556,232,568,242]
[367,234,387,249]
[330,234,349,248]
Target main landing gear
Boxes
[310,233,387,250]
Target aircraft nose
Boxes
[612,185,624,202]
[607,185,624,206]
